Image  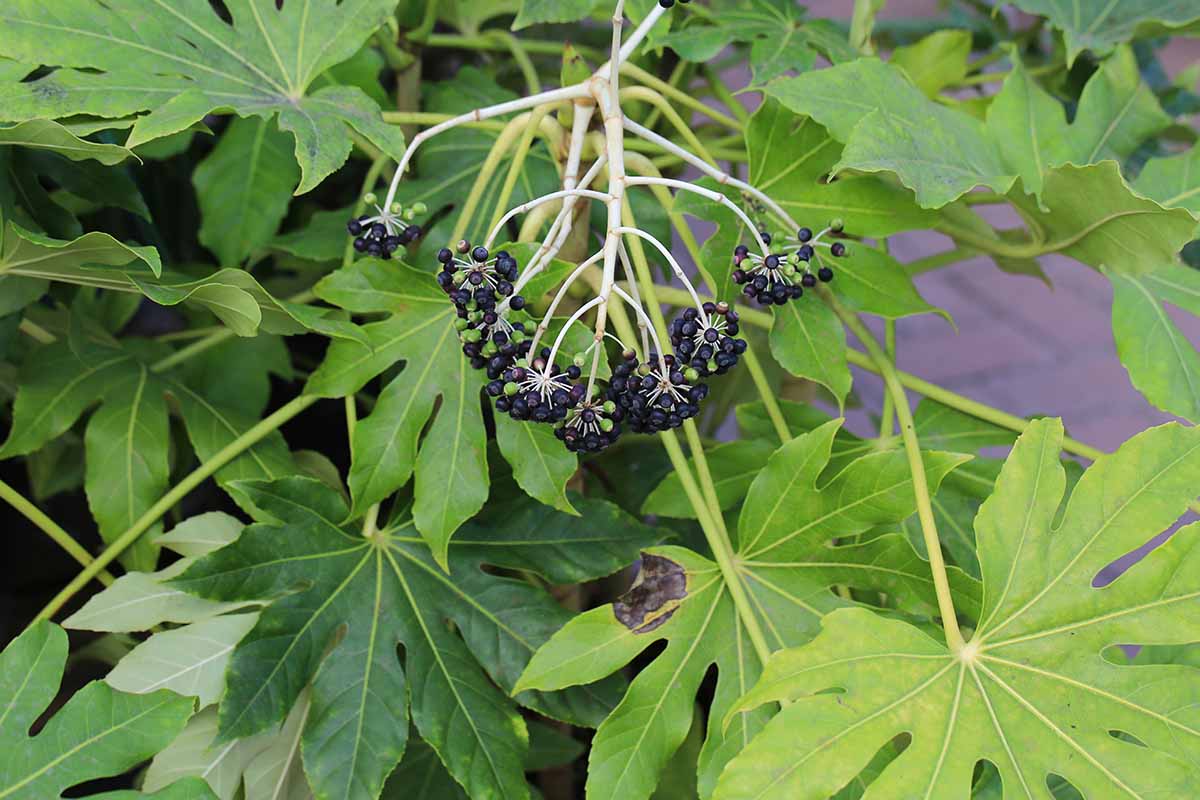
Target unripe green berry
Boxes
[599,418,614,432]
[830,217,844,233]
[504,382,519,396]
[454,318,469,331]
[363,192,377,205]
[573,353,587,367]
[461,329,481,343]
[390,201,402,214]
[602,400,616,414]
[685,367,700,382]
[411,202,428,215]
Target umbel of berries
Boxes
[346,194,426,259]
[670,301,747,377]
[731,222,847,306]
[439,242,531,377]
[611,351,709,434]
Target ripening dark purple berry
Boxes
[472,245,489,262]
[818,266,835,282]
[764,254,780,270]
[831,242,846,257]
[797,227,812,242]
[797,245,814,261]
[510,295,526,310]
[801,273,817,288]
[347,219,363,235]
[438,247,453,264]
[353,237,368,252]
[658,0,674,7]
[734,244,749,258]
[760,231,772,245]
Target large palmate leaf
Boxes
[0,329,295,567]
[0,620,202,799]
[1009,0,1200,62]
[0,0,405,192]
[517,421,980,800]
[307,257,587,563]
[1133,143,1200,216]
[194,117,301,266]
[716,418,1200,799]
[767,58,1015,208]
[657,0,855,87]
[0,119,136,165]
[174,477,658,800]
[987,48,1170,197]
[1109,263,1200,423]
[744,100,935,240]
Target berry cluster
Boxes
[437,242,533,377]
[609,351,708,434]
[346,196,426,259]
[669,301,746,377]
[731,224,845,306]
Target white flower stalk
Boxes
[358,0,849,451]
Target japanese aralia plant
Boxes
[0,1,1198,799]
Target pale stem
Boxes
[615,225,708,320]
[547,295,605,369]
[616,242,652,358]
[625,175,771,256]
[611,284,668,371]
[527,250,606,357]
[624,117,799,231]
[381,83,591,212]
[484,188,611,250]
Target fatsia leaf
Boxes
[744,99,935,238]
[767,59,1015,208]
[1109,263,1200,423]
[144,707,277,800]
[308,257,584,562]
[656,0,856,87]
[1008,0,1200,63]
[986,47,1168,201]
[1133,143,1200,216]
[0,219,161,277]
[0,620,197,799]
[106,613,260,709]
[0,119,135,164]
[0,0,405,193]
[517,421,978,800]
[1007,161,1196,276]
[173,478,656,800]
[194,117,301,266]
[64,512,253,632]
[717,418,1200,799]
[769,295,852,408]
[890,30,972,97]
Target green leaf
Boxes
[518,421,976,800]
[1008,0,1200,62]
[0,119,135,164]
[65,514,253,632]
[0,338,134,458]
[767,59,1015,208]
[514,0,599,28]
[84,363,170,572]
[657,0,856,87]
[0,620,196,799]
[1109,263,1200,423]
[1008,162,1197,276]
[768,297,852,408]
[311,258,583,560]
[494,411,579,516]
[106,613,260,709]
[890,30,972,97]
[717,418,1200,798]
[0,219,161,278]
[984,53,1067,199]
[643,439,777,518]
[745,99,935,238]
[175,478,655,800]
[0,0,405,193]
[194,117,300,265]
[1133,142,1200,216]
[144,707,275,800]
